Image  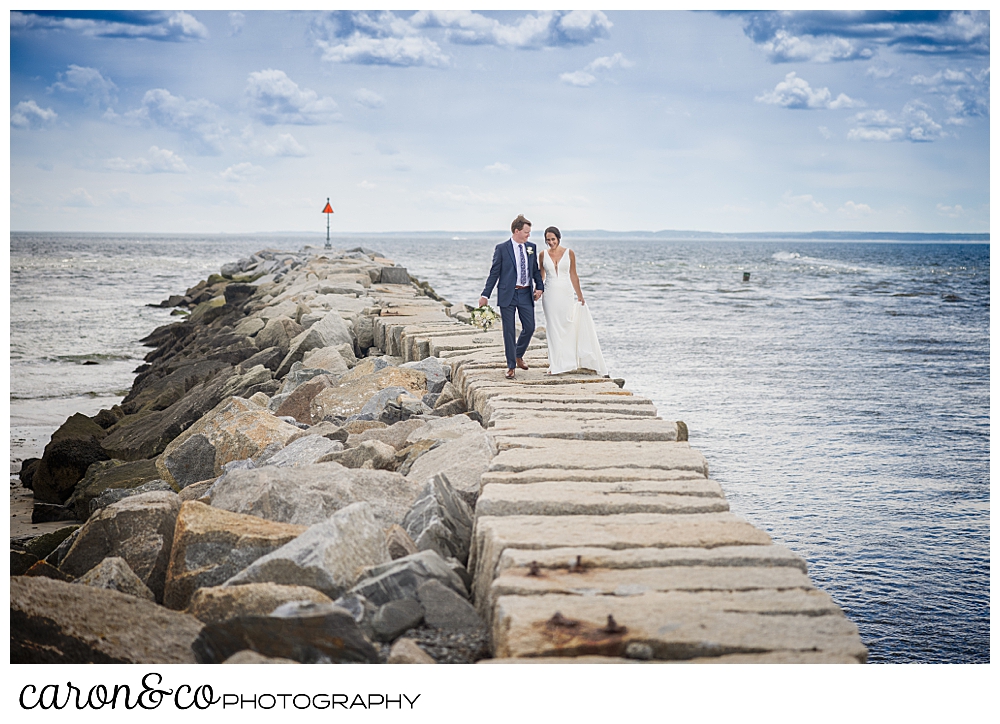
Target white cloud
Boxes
[318,34,450,67]
[105,146,189,173]
[756,72,864,110]
[758,29,872,63]
[245,69,341,125]
[848,103,943,143]
[936,203,965,218]
[866,65,898,79]
[48,65,117,107]
[64,188,97,207]
[11,100,57,129]
[125,89,227,154]
[586,53,634,71]
[911,67,989,124]
[358,180,376,189]
[353,88,385,109]
[229,12,245,37]
[221,162,263,182]
[781,191,828,214]
[839,201,873,217]
[11,10,208,42]
[560,71,597,87]
[484,162,512,173]
[411,9,612,49]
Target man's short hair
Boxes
[511,214,532,233]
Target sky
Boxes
[8,8,991,234]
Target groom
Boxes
[479,214,544,379]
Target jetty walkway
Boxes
[371,264,867,663]
[12,247,866,664]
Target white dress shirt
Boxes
[510,238,529,286]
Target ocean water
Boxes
[8,232,990,663]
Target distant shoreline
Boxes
[10,230,991,242]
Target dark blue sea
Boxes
[8,232,990,663]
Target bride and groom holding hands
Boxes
[479,214,607,380]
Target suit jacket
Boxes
[481,239,545,308]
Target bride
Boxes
[538,226,608,376]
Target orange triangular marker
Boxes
[322,202,334,214]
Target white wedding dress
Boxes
[541,247,609,376]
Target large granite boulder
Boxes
[326,439,397,471]
[302,346,351,376]
[223,503,389,599]
[310,367,428,420]
[31,413,111,504]
[401,357,449,393]
[156,396,300,487]
[406,414,482,443]
[254,316,303,355]
[417,579,484,633]
[348,549,469,607]
[187,583,333,624]
[402,473,474,565]
[85,479,176,517]
[276,311,356,378]
[65,458,165,520]
[405,431,495,506]
[192,603,378,664]
[74,556,155,601]
[353,418,427,451]
[208,462,420,528]
[262,435,343,467]
[100,370,237,462]
[11,576,203,663]
[272,375,335,424]
[58,490,181,602]
[163,501,307,610]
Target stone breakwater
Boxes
[10,246,867,664]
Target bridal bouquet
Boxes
[470,304,499,330]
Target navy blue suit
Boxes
[481,239,544,370]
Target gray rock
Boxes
[24,525,79,560]
[238,345,283,373]
[276,310,355,378]
[286,421,349,445]
[58,491,181,602]
[405,431,495,507]
[12,550,39,576]
[402,473,474,565]
[401,357,449,393]
[379,266,410,284]
[263,435,344,467]
[278,366,333,396]
[208,462,420,528]
[360,386,409,418]
[187,583,333,624]
[386,524,419,560]
[329,593,378,640]
[163,433,217,489]
[224,502,390,599]
[88,479,176,514]
[326,439,397,470]
[222,651,299,664]
[405,414,481,443]
[11,576,203,663]
[417,579,484,634]
[45,527,82,567]
[422,392,440,408]
[255,316,303,355]
[373,599,425,642]
[433,399,469,416]
[193,606,378,664]
[353,418,427,451]
[387,637,436,664]
[75,556,155,601]
[348,549,469,607]
[433,381,463,409]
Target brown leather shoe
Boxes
[515,357,529,370]
[505,368,516,379]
